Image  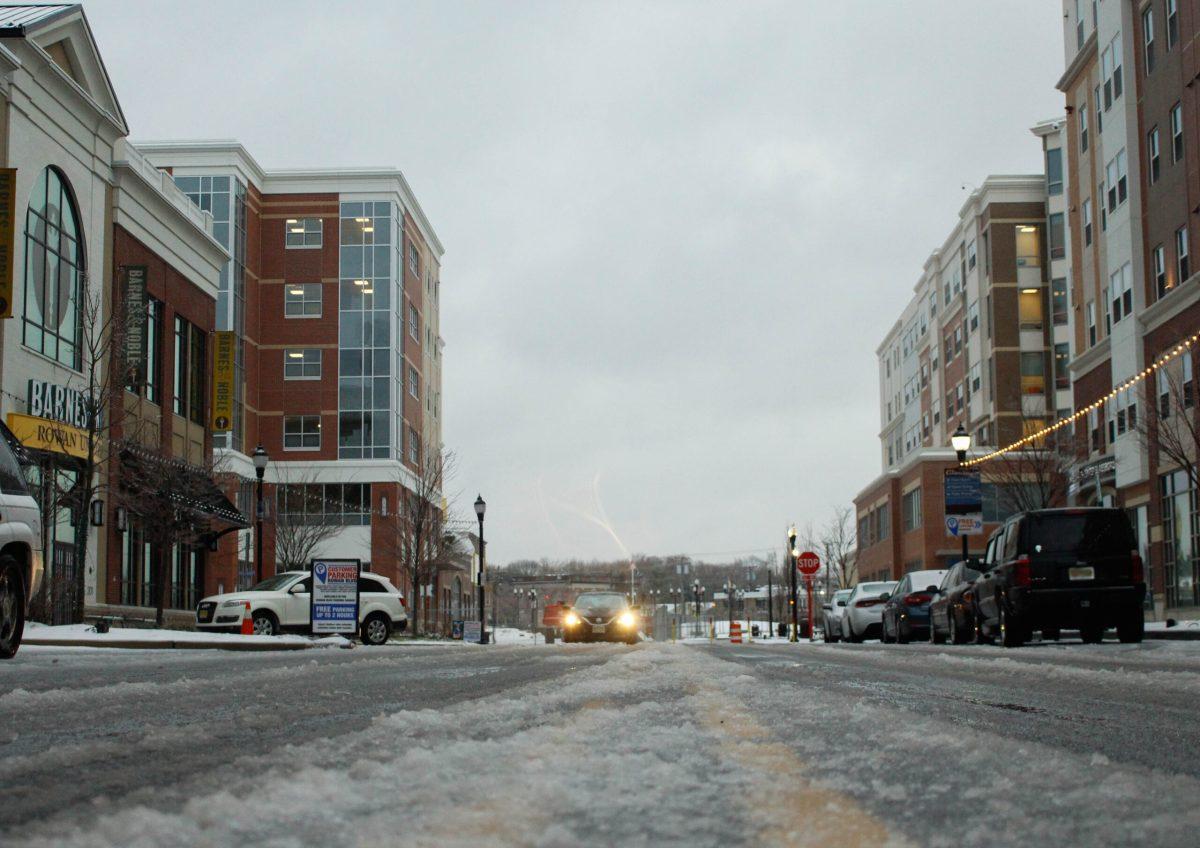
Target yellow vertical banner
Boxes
[0,168,16,318]
[211,330,235,432]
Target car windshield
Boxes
[908,571,946,590]
[833,590,852,602]
[247,574,301,592]
[573,593,627,612]
[1028,512,1135,556]
[856,582,895,596]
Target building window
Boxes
[283,415,321,450]
[967,239,976,270]
[285,217,322,248]
[1154,244,1168,297]
[23,167,84,369]
[1095,84,1103,132]
[1079,103,1089,153]
[1075,0,1085,47]
[1178,227,1190,283]
[1049,212,1065,259]
[954,327,962,354]
[968,300,979,334]
[409,304,419,341]
[409,243,419,275]
[1052,277,1069,325]
[339,201,392,460]
[278,483,370,526]
[1016,225,1040,266]
[408,364,419,398]
[408,427,419,464]
[1184,353,1195,408]
[1083,198,1093,246]
[1020,352,1046,396]
[284,348,322,380]
[1167,0,1178,50]
[1171,103,1184,163]
[172,316,206,425]
[1110,262,1133,323]
[1105,149,1127,212]
[1019,288,1043,329]
[1046,148,1063,196]
[1148,128,1161,185]
[955,383,964,413]
[1143,7,1156,74]
[970,362,981,395]
[1087,301,1097,346]
[902,488,922,532]
[284,283,322,317]
[1055,343,1070,389]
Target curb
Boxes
[1145,630,1200,641]
[21,638,315,651]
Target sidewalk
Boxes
[1146,620,1200,640]
[20,623,351,652]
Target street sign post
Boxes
[944,468,983,564]
[310,559,360,636]
[797,551,820,642]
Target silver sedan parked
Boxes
[840,581,898,642]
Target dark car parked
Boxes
[880,568,948,643]
[974,508,1145,647]
[928,559,983,644]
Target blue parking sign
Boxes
[310,559,360,635]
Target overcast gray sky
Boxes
[84,0,1064,565]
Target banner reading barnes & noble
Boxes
[210,331,235,432]
[0,168,17,318]
[123,265,147,385]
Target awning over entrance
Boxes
[118,445,248,528]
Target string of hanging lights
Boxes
[965,330,1200,467]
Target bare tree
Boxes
[30,277,129,623]
[273,467,344,572]
[377,442,456,636]
[977,393,1080,514]
[112,441,221,625]
[818,506,857,591]
[1136,354,1200,495]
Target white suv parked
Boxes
[0,422,44,660]
[195,571,408,645]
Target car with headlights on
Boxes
[840,581,898,642]
[195,571,408,645]
[928,559,983,644]
[880,568,948,643]
[561,592,640,644]
[821,589,853,643]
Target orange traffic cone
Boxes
[240,601,253,636]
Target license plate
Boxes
[1069,566,1095,581]
[197,610,211,622]
[592,625,606,634]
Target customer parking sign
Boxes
[311,559,360,635]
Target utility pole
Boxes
[767,569,774,638]
[787,525,798,642]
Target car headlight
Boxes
[564,612,580,627]
[618,611,636,628]
[220,600,245,608]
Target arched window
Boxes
[23,167,84,369]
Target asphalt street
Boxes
[0,638,1197,847]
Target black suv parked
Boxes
[975,508,1145,647]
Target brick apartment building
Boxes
[1057,0,1198,614]
[854,165,1069,582]
[134,141,464,622]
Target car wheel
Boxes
[999,603,1025,648]
[1117,613,1144,644]
[897,620,910,644]
[252,610,280,637]
[846,622,861,643]
[1080,625,1104,644]
[361,613,391,646]
[930,616,945,645]
[0,556,26,660]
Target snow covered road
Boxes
[1,640,1197,846]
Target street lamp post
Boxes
[252,445,268,583]
[787,525,798,642]
[725,578,735,634]
[767,567,774,639]
[475,495,488,644]
[951,424,973,565]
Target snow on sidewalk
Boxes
[21,622,351,651]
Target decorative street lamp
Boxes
[787,524,799,643]
[475,495,488,644]
[951,425,972,564]
[252,444,268,583]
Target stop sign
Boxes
[797,551,821,576]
